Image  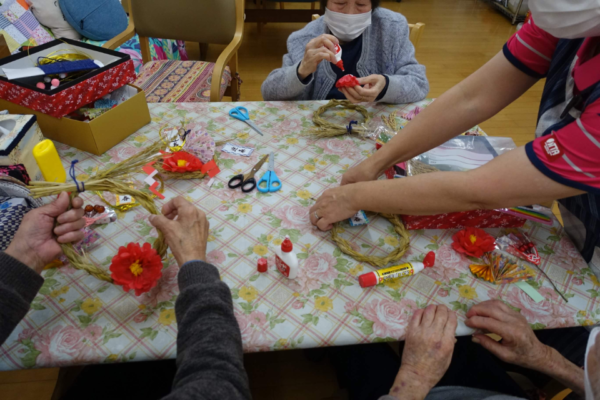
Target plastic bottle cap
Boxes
[423,251,436,268]
[257,258,268,273]
[281,236,293,253]
[358,272,377,288]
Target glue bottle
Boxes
[358,252,436,288]
[333,44,344,71]
[32,139,66,183]
[275,235,299,279]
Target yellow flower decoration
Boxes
[273,238,283,246]
[578,310,587,317]
[297,189,312,200]
[59,298,65,303]
[50,289,61,298]
[458,285,478,300]
[318,160,327,166]
[348,265,364,276]
[138,304,146,310]
[591,275,600,287]
[134,136,146,143]
[292,292,300,297]
[266,234,273,241]
[76,173,89,181]
[253,244,268,257]
[304,164,316,172]
[277,338,289,347]
[384,236,399,247]
[237,132,250,140]
[314,296,333,312]
[583,319,595,327]
[106,354,119,363]
[384,278,403,290]
[239,285,258,302]
[81,298,103,315]
[158,308,176,326]
[286,137,299,144]
[207,234,216,242]
[60,286,69,294]
[238,203,253,214]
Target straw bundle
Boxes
[332,213,410,267]
[307,99,372,137]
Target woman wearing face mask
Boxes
[261,0,429,104]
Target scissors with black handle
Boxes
[227,154,269,193]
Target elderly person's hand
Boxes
[149,197,209,267]
[340,74,387,103]
[298,34,340,80]
[309,185,358,231]
[465,300,552,369]
[388,305,457,400]
[5,192,85,273]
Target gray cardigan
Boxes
[261,7,429,104]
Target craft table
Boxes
[1,100,596,370]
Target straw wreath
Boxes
[331,213,410,267]
[307,99,372,137]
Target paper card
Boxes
[116,194,135,205]
[514,281,544,303]
[221,143,254,157]
[349,210,369,227]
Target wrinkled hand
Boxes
[309,185,358,231]
[389,305,457,399]
[587,329,600,398]
[465,300,552,370]
[340,74,387,103]
[149,196,209,266]
[5,192,85,273]
[341,160,381,186]
[298,34,339,80]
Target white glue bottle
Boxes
[275,235,299,279]
[333,43,345,71]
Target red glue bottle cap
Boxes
[257,258,268,273]
[281,236,293,253]
[358,272,377,288]
[423,251,435,268]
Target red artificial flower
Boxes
[335,74,360,89]
[109,242,163,295]
[451,227,496,258]
[162,151,204,173]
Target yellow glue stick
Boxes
[358,252,436,288]
[32,139,66,183]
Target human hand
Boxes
[465,300,552,371]
[298,34,339,80]
[309,184,359,231]
[149,196,209,267]
[341,159,382,186]
[389,305,457,399]
[340,74,387,103]
[5,192,85,273]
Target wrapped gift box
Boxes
[0,39,135,118]
[401,210,526,230]
[0,114,43,180]
[0,197,29,251]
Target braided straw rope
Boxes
[331,213,411,267]
[307,99,372,137]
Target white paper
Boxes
[428,147,494,170]
[144,170,158,186]
[2,67,44,80]
[222,142,254,157]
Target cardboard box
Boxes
[0,114,44,180]
[0,39,135,118]
[0,85,150,156]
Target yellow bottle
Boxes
[32,139,66,183]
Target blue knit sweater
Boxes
[261,7,429,104]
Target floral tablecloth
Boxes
[1,100,597,370]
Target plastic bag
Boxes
[360,119,397,145]
[407,136,517,176]
[496,231,541,265]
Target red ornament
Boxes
[335,74,360,89]
[162,151,204,173]
[109,242,163,295]
[451,227,496,258]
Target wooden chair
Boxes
[311,14,425,50]
[105,0,244,102]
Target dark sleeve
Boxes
[376,75,390,101]
[163,261,251,400]
[0,252,44,345]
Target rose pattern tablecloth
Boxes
[1,100,598,370]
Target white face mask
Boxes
[529,0,600,39]
[324,8,372,42]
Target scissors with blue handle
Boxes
[228,154,269,193]
[229,106,264,136]
[257,152,282,193]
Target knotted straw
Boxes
[331,213,411,267]
[307,99,372,137]
[28,140,168,283]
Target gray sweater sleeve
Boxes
[163,261,251,400]
[0,252,44,346]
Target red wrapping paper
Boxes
[401,210,526,230]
